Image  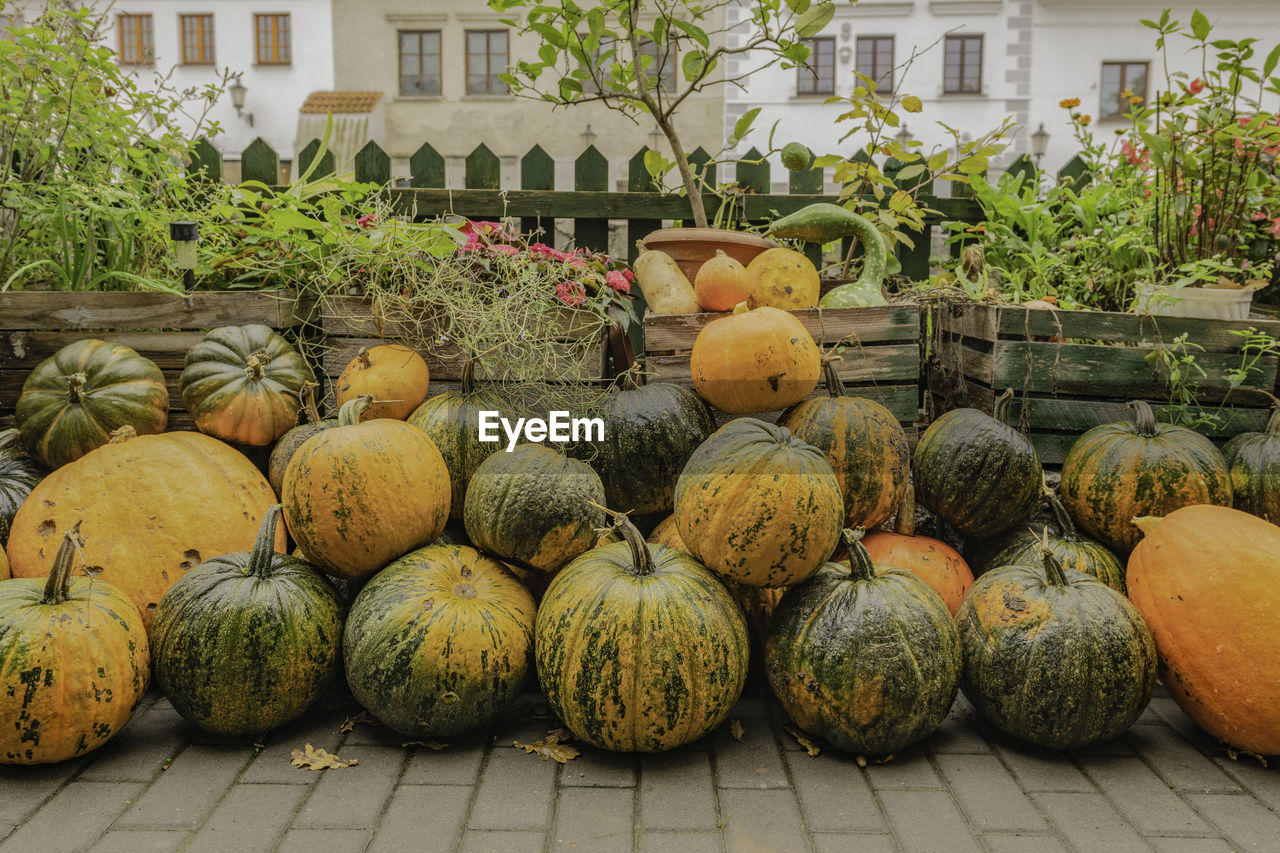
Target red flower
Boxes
[490,243,518,256]
[1270,217,1280,239]
[555,280,586,306]
[605,270,630,293]
[1189,78,1205,95]
[356,213,378,229]
[622,268,635,283]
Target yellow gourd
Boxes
[633,243,701,315]
[745,248,820,310]
[694,250,751,312]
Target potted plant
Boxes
[488,0,842,274]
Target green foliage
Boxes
[1143,329,1280,430]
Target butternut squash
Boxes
[634,242,702,315]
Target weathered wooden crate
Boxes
[642,303,923,428]
[928,302,1280,465]
[0,291,308,431]
[319,296,611,410]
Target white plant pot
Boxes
[1133,282,1254,321]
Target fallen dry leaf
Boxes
[784,723,821,758]
[855,754,867,768]
[875,753,897,765]
[291,743,358,770]
[402,741,449,751]
[515,728,580,764]
[730,719,745,742]
[337,711,375,734]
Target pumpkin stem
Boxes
[821,357,846,399]
[248,505,283,578]
[109,425,137,444]
[893,482,916,536]
[841,528,878,582]
[338,395,374,426]
[460,359,477,394]
[1043,492,1079,541]
[244,352,269,382]
[42,521,84,606]
[732,301,751,315]
[1266,404,1280,436]
[298,381,322,424]
[590,502,655,577]
[993,388,1015,425]
[1126,400,1159,437]
[66,372,86,404]
[1132,515,1162,536]
[1032,528,1070,586]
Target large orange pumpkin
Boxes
[282,395,450,579]
[6,427,283,630]
[1128,506,1280,755]
[336,345,431,421]
[861,483,973,615]
[690,303,820,414]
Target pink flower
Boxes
[555,280,586,306]
[459,220,507,238]
[490,243,518,256]
[1189,78,1205,95]
[1270,217,1280,238]
[357,213,378,229]
[622,268,635,283]
[605,270,631,294]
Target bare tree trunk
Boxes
[661,118,709,229]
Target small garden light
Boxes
[169,220,199,291]
[580,124,597,148]
[1031,122,1050,165]
[229,77,254,127]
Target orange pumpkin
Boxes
[647,514,686,550]
[336,345,431,421]
[6,427,283,630]
[694,250,751,312]
[690,303,820,414]
[0,546,8,580]
[282,395,450,579]
[1128,506,1280,755]
[860,483,974,615]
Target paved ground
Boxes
[1,679,1277,853]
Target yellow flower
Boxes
[1129,95,1144,105]
[1079,114,1092,126]
[1121,88,1133,99]
[1059,97,1081,109]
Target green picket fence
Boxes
[188,136,1093,278]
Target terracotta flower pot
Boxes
[642,228,778,283]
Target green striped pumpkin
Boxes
[344,544,536,737]
[571,379,715,516]
[1221,405,1280,524]
[912,389,1042,539]
[957,547,1157,749]
[15,339,168,469]
[764,531,961,756]
[1059,400,1231,554]
[151,506,343,736]
[0,429,42,547]
[536,516,749,752]
[464,444,606,573]
[778,360,909,530]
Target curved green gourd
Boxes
[766,203,888,308]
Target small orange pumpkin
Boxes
[694,250,751,312]
[336,345,431,421]
[690,303,820,414]
[860,483,974,615]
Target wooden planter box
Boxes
[642,304,923,429]
[319,296,611,408]
[0,291,308,431]
[927,302,1280,465]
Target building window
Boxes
[400,30,442,95]
[255,13,291,65]
[466,30,508,95]
[180,14,215,64]
[943,34,982,94]
[796,36,835,96]
[1101,61,1148,119]
[856,36,894,94]
[637,38,677,92]
[117,13,154,65]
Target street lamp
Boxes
[169,220,199,292]
[1031,122,1050,165]
[228,77,254,127]
[894,123,913,145]
[648,125,663,151]
[580,124,597,148]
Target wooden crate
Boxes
[0,291,308,431]
[319,296,610,411]
[642,303,923,428]
[928,302,1280,465]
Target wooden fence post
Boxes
[574,145,609,253]
[297,138,335,180]
[627,148,661,263]
[354,140,391,185]
[520,144,555,242]
[241,138,280,186]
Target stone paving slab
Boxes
[0,682,1276,852]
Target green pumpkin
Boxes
[407,361,511,520]
[150,506,344,736]
[778,360,909,529]
[536,515,749,752]
[970,492,1126,593]
[764,531,961,756]
[912,389,1042,538]
[179,324,314,447]
[1060,400,1231,554]
[344,544,536,737]
[15,339,168,469]
[464,444,606,572]
[957,547,1157,749]
[1222,405,1280,523]
[267,381,336,497]
[0,429,42,547]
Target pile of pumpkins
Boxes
[1,316,1278,769]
